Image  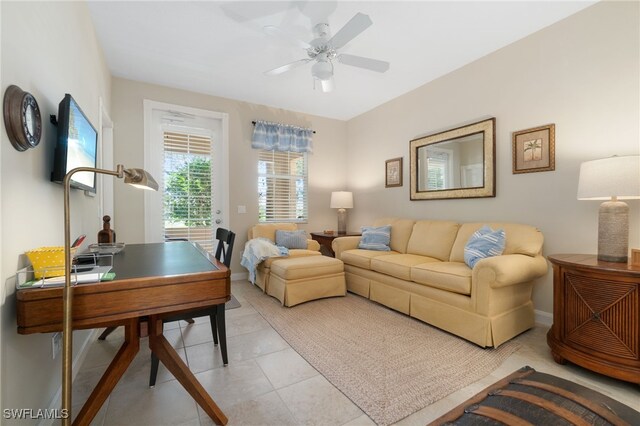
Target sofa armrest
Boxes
[307,239,320,251]
[332,236,361,259]
[473,254,548,289]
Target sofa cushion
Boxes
[250,223,298,242]
[371,254,439,281]
[270,256,344,280]
[341,249,397,269]
[411,262,472,295]
[450,223,543,263]
[373,218,415,253]
[260,249,321,268]
[406,220,460,261]
[464,225,506,268]
[359,225,391,251]
[275,229,307,249]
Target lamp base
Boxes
[598,200,628,263]
[337,208,347,235]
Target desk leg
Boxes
[148,317,228,425]
[73,319,140,426]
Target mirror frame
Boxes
[410,117,496,200]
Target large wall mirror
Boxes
[410,118,495,200]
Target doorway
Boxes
[143,100,229,251]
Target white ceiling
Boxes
[87,1,596,121]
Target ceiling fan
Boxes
[264,12,390,92]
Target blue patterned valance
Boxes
[251,120,313,153]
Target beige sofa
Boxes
[247,223,321,292]
[332,218,548,348]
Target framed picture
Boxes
[512,124,555,174]
[385,157,403,187]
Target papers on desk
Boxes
[17,266,113,289]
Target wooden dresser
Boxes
[547,254,639,383]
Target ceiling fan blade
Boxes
[264,58,312,76]
[264,25,313,50]
[328,12,373,50]
[338,54,390,73]
[320,77,334,93]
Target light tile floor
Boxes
[73,280,640,425]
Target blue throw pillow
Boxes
[358,225,392,251]
[464,225,506,268]
[275,229,307,249]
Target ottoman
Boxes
[267,256,346,307]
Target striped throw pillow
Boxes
[275,230,307,249]
[358,225,392,251]
[464,225,506,268]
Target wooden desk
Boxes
[16,242,230,425]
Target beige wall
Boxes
[1,0,111,417]
[111,78,348,274]
[346,1,640,315]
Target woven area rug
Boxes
[245,292,521,425]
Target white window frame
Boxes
[143,100,229,243]
[257,150,308,223]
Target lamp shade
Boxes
[123,167,159,191]
[577,155,640,200]
[330,191,353,209]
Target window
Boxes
[163,129,214,252]
[426,148,453,190]
[258,150,308,222]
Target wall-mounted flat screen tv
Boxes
[51,94,98,192]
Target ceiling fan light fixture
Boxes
[311,60,333,81]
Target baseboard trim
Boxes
[38,329,101,426]
[535,309,553,327]
[231,272,248,281]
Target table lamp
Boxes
[577,155,640,263]
[330,191,353,234]
[62,165,157,425]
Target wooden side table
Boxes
[310,232,361,257]
[547,254,640,383]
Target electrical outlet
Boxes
[52,332,62,359]
[237,205,246,214]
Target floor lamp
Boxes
[62,165,158,425]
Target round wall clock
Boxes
[3,85,42,151]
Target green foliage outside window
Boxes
[164,157,212,227]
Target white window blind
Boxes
[427,150,449,190]
[163,130,214,252]
[258,150,308,223]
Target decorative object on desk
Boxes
[26,246,77,279]
[631,249,640,267]
[324,229,335,235]
[577,155,640,263]
[512,123,555,174]
[60,164,158,425]
[330,191,353,234]
[3,85,42,151]
[71,234,86,248]
[88,242,125,255]
[97,215,116,243]
[385,157,403,187]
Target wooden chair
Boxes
[148,228,235,387]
